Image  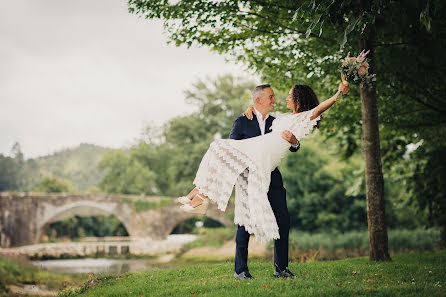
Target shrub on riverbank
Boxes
[182,227,236,250]
[0,255,86,296]
[0,256,37,296]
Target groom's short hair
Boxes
[252,84,271,103]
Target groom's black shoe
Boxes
[273,267,296,279]
[234,271,255,280]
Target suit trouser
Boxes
[234,187,290,274]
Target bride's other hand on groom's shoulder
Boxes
[242,106,255,120]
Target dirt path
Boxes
[8,284,58,296]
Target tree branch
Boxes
[396,119,446,128]
[244,0,298,11]
[240,10,337,43]
[375,42,410,48]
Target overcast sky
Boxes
[0,0,255,158]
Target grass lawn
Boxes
[66,250,446,297]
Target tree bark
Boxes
[359,32,391,261]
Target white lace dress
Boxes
[193,107,321,242]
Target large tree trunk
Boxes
[359,32,391,261]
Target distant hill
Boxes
[34,143,111,191]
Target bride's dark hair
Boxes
[292,85,321,127]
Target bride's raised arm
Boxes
[310,82,349,120]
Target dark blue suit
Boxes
[230,114,299,274]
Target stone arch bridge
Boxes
[0,192,233,248]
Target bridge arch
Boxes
[0,193,234,247]
[163,214,233,237]
[35,201,132,244]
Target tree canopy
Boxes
[128,0,446,252]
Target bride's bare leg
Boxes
[177,187,199,204]
[188,192,209,208]
[186,188,199,200]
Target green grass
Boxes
[63,251,446,297]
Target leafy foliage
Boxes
[35,143,109,191]
[290,228,442,252]
[98,150,156,195]
[0,143,109,192]
[281,135,368,233]
[0,153,24,191]
[133,198,172,212]
[34,176,75,193]
[43,215,129,241]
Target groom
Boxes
[230,84,299,279]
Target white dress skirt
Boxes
[193,107,321,242]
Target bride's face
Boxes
[286,87,298,111]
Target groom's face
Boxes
[258,87,276,113]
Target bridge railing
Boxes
[79,236,132,242]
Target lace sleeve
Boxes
[289,107,321,140]
[269,111,285,118]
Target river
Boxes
[32,258,162,274]
[28,234,198,274]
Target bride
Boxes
[177,81,349,242]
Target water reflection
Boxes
[32,258,156,274]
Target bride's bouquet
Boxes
[340,50,376,89]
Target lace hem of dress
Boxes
[193,139,280,243]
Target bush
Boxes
[183,227,236,250]
[34,176,74,193]
[0,256,37,286]
[388,228,442,250]
[288,228,442,260]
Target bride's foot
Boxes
[181,193,209,215]
[177,188,199,204]
[188,193,209,207]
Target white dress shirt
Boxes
[254,108,269,135]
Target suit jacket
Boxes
[229,114,299,189]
